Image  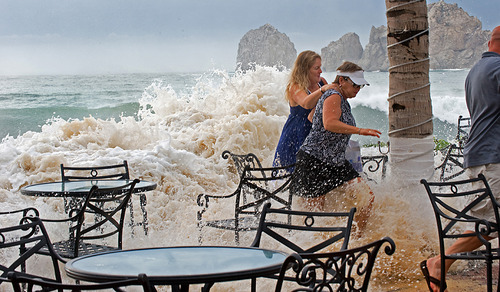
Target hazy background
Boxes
[1,0,498,75]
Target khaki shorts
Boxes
[467,163,500,226]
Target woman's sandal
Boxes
[420,260,447,291]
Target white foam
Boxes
[0,66,473,290]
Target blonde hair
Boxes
[333,61,364,84]
[285,50,321,101]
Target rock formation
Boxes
[237,1,491,71]
[358,26,389,71]
[427,1,490,69]
[321,33,363,72]
[236,24,296,71]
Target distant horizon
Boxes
[0,68,472,78]
[0,0,497,75]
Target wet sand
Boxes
[380,263,496,291]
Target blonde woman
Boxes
[272,51,335,172]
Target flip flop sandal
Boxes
[420,260,447,292]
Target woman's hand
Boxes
[320,83,336,93]
[358,128,381,138]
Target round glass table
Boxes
[65,246,288,290]
[20,179,157,197]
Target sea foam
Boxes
[0,66,472,290]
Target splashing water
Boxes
[0,66,471,291]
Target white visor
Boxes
[336,70,369,86]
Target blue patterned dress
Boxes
[290,89,360,197]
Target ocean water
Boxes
[0,67,471,290]
[0,69,467,144]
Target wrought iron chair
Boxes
[8,272,155,292]
[421,174,500,292]
[60,160,148,235]
[274,237,396,292]
[1,210,66,285]
[250,202,356,290]
[197,164,293,245]
[37,179,139,259]
[435,115,471,182]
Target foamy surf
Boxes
[0,66,473,291]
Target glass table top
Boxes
[20,179,156,197]
[65,246,287,283]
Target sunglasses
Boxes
[345,77,364,89]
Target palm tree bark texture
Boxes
[386,0,433,138]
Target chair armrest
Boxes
[196,187,243,223]
[475,219,498,243]
[0,207,39,217]
[196,189,241,209]
[39,205,83,224]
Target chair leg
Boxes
[487,259,493,292]
[497,261,500,292]
[202,282,214,292]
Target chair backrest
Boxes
[65,179,139,258]
[236,166,293,221]
[0,210,65,284]
[8,272,154,292]
[274,237,396,292]
[251,203,356,254]
[61,160,130,181]
[456,115,471,145]
[420,174,500,252]
[222,150,264,177]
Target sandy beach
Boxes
[379,262,496,291]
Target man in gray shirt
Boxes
[422,25,500,292]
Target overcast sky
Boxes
[0,0,498,75]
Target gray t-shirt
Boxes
[300,89,356,166]
[463,51,500,168]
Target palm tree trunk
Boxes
[385,0,434,183]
